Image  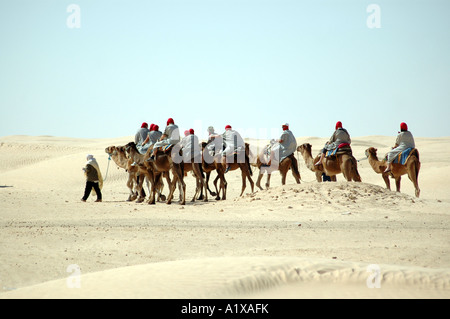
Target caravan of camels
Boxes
[104,119,421,205]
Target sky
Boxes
[0,0,449,140]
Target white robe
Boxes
[387,131,415,163]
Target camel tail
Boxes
[246,155,253,176]
[245,143,253,176]
[290,154,301,180]
[351,156,362,182]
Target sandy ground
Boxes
[0,135,449,299]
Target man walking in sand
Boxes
[81,154,103,202]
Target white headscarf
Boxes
[86,154,103,190]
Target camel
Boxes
[125,142,188,205]
[179,159,209,203]
[105,145,142,201]
[105,145,167,202]
[297,143,335,182]
[255,145,301,189]
[297,143,361,182]
[365,147,420,198]
[223,143,255,196]
[199,142,227,200]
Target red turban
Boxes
[141,122,148,128]
[153,125,159,131]
[149,124,155,131]
[189,128,194,135]
[225,125,232,130]
[167,118,174,125]
[335,121,343,130]
[400,122,408,131]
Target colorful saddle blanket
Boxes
[392,148,415,165]
[326,143,352,157]
[161,144,174,152]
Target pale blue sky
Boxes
[0,0,449,140]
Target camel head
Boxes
[297,143,312,156]
[365,147,378,159]
[124,142,137,155]
[105,146,117,156]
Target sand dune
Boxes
[0,135,449,299]
[2,257,449,299]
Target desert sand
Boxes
[0,134,449,299]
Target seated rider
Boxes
[147,118,181,162]
[384,122,415,173]
[210,125,245,173]
[206,126,223,157]
[180,128,201,163]
[263,123,297,167]
[315,121,351,166]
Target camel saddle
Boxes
[161,144,174,153]
[390,148,419,165]
[325,143,352,158]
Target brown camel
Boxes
[297,143,361,182]
[255,145,301,189]
[297,143,336,182]
[179,159,208,203]
[123,142,164,204]
[125,142,186,205]
[105,145,166,202]
[222,143,255,196]
[105,145,141,201]
[365,147,421,198]
[199,142,227,200]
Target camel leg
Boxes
[148,172,159,205]
[292,166,301,184]
[256,170,264,190]
[166,174,177,205]
[215,173,227,200]
[156,175,165,202]
[195,164,207,202]
[280,168,287,186]
[395,176,402,193]
[197,171,208,201]
[208,172,218,198]
[246,166,255,194]
[342,160,352,182]
[407,158,421,198]
[266,173,272,189]
[221,176,228,200]
[205,172,217,197]
[315,171,322,182]
[179,177,186,205]
[158,172,170,202]
[289,155,301,184]
[127,173,137,201]
[136,175,146,203]
[213,174,221,200]
[279,160,288,186]
[191,177,199,202]
[240,172,247,196]
[382,173,391,190]
[172,165,186,205]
